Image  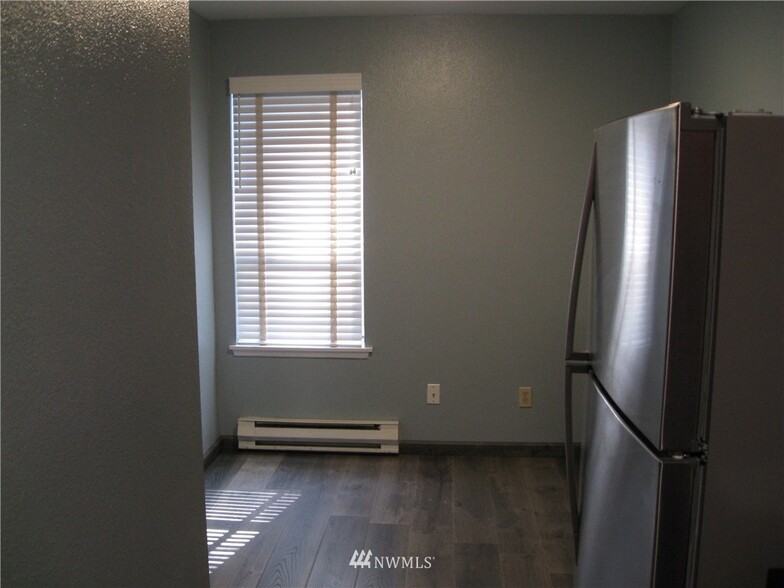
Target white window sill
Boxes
[229,344,373,359]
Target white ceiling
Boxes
[190,0,688,20]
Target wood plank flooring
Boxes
[204,451,574,588]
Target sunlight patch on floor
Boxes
[205,489,300,572]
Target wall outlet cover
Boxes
[427,383,440,405]
[519,386,532,408]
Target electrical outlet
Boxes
[427,383,440,405]
[519,386,532,408]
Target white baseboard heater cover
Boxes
[238,417,399,454]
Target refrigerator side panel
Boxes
[697,115,784,587]
[661,128,719,450]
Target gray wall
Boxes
[191,10,219,456]
[1,2,209,586]
[208,15,671,442]
[671,1,784,114]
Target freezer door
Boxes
[576,378,699,588]
[592,103,718,451]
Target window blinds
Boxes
[230,75,365,350]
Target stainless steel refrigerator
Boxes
[564,102,784,587]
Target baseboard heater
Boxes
[237,417,399,454]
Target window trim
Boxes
[229,344,373,359]
[229,73,362,95]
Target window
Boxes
[228,74,371,358]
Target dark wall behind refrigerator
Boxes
[671,1,784,114]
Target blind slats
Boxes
[231,77,365,348]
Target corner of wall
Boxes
[190,9,220,456]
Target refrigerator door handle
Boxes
[564,143,596,557]
[565,142,596,364]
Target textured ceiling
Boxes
[190,1,688,20]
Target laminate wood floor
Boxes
[204,451,575,588]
